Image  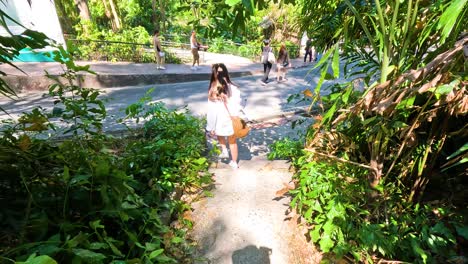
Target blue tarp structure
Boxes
[12,48,55,62]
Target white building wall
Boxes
[0,0,65,46]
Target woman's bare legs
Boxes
[281,67,287,80]
[228,135,238,168]
[229,142,238,163]
[218,136,238,168]
[217,136,228,153]
[276,64,280,81]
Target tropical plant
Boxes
[277,0,468,261]
[0,46,211,263]
[304,0,467,196]
[46,45,107,136]
[175,0,268,40]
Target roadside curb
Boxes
[3,70,261,93]
[2,60,313,93]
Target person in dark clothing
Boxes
[304,38,313,63]
[261,39,273,85]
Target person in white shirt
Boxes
[206,63,242,169]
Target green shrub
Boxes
[0,48,210,263]
[287,156,466,263]
[70,26,187,63]
[205,38,261,61]
[284,40,300,58]
[268,137,304,161]
[207,37,225,53]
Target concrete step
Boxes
[2,67,258,93]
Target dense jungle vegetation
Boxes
[271,0,468,262]
[0,0,467,263]
[0,22,213,263]
[54,0,303,62]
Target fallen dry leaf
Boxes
[275,182,295,197]
[303,88,313,98]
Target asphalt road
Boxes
[0,66,328,133]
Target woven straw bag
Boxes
[224,102,250,139]
[231,116,250,138]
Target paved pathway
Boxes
[190,116,321,263]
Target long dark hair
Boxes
[278,43,286,57]
[208,63,234,101]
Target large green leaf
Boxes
[16,254,58,264]
[319,233,334,252]
[242,0,255,15]
[410,236,428,263]
[149,249,164,259]
[0,9,49,113]
[332,44,340,78]
[438,0,467,43]
[455,225,468,240]
[225,0,241,6]
[446,142,468,160]
[72,249,106,263]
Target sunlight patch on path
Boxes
[190,157,320,263]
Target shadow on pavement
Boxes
[232,245,272,264]
[195,218,227,257]
[236,118,311,161]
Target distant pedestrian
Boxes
[260,39,273,85]
[276,43,291,82]
[190,30,208,70]
[190,30,200,70]
[206,63,243,169]
[153,29,165,70]
[304,38,312,63]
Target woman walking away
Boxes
[206,63,243,169]
[260,39,273,85]
[276,43,291,82]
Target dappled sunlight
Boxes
[236,117,310,161]
[191,155,304,263]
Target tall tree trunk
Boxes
[152,0,159,29]
[74,0,91,21]
[54,0,76,34]
[159,0,166,32]
[102,0,116,31]
[108,0,121,30]
[74,0,91,35]
[151,0,166,31]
